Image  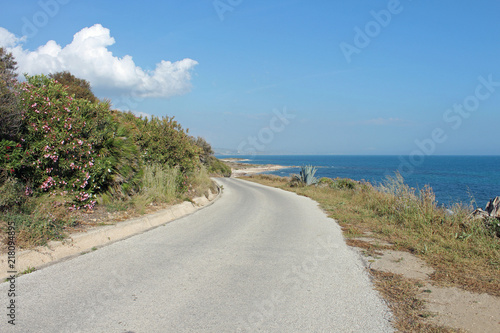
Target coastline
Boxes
[220,158,292,178]
[217,155,500,207]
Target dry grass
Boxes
[371,270,464,332]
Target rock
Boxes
[472,196,500,220]
[471,208,490,219]
[485,196,500,218]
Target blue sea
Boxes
[218,155,500,208]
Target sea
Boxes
[217,155,500,208]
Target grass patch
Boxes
[132,163,180,212]
[0,194,76,248]
[188,165,218,198]
[19,266,36,276]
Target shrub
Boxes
[191,136,213,164]
[0,47,21,141]
[206,155,231,177]
[317,177,334,187]
[49,71,98,103]
[333,178,357,190]
[133,116,201,174]
[0,176,25,210]
[188,165,217,197]
[9,74,137,209]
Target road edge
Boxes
[0,179,223,280]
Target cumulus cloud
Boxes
[0,24,198,98]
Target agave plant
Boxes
[292,165,318,186]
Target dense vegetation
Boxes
[0,48,229,247]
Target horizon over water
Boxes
[217,155,500,208]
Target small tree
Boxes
[49,71,98,103]
[0,47,21,141]
[192,136,214,164]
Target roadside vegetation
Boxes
[0,48,230,248]
[243,167,499,331]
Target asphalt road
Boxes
[1,178,393,332]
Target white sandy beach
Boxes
[230,164,290,177]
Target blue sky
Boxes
[1,0,499,155]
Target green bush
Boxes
[333,178,357,190]
[134,116,201,173]
[206,155,231,177]
[49,71,98,103]
[1,74,141,209]
[0,176,25,210]
[13,76,106,208]
[0,47,21,142]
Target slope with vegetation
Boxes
[0,48,230,248]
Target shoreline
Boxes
[222,159,293,178]
[218,156,500,208]
[231,164,291,177]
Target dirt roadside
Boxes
[354,236,500,332]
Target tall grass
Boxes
[133,164,180,212]
[188,165,216,198]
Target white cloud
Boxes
[0,24,198,98]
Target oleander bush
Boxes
[4,75,118,209]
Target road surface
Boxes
[1,178,393,332]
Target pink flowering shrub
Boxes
[10,75,125,209]
[3,74,201,212]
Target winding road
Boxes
[1,178,393,332]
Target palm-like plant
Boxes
[292,165,318,186]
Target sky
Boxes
[0,0,499,155]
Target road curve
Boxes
[1,178,393,332]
